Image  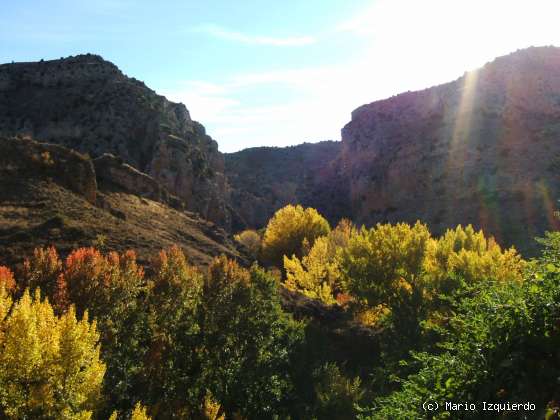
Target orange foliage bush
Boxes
[62,247,144,315]
[206,256,250,295]
[0,266,16,292]
[19,246,145,314]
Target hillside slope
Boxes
[0,54,230,228]
[0,137,244,268]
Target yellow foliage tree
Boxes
[234,229,262,259]
[109,402,152,420]
[339,222,432,308]
[203,393,225,420]
[261,205,330,268]
[284,219,355,304]
[423,225,525,292]
[0,289,105,419]
[130,402,152,420]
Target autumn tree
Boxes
[109,402,152,420]
[339,222,431,309]
[284,219,355,304]
[261,205,330,268]
[234,229,262,259]
[61,248,145,317]
[0,289,105,419]
[0,266,16,293]
[20,247,150,415]
[423,224,525,293]
[20,246,63,300]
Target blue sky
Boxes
[2,0,560,152]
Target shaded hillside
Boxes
[225,141,348,231]
[0,137,245,268]
[0,54,230,227]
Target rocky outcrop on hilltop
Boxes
[0,54,229,228]
[0,136,97,204]
[340,46,560,255]
[93,153,184,209]
[225,141,348,231]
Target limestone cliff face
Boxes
[341,46,560,255]
[0,54,229,228]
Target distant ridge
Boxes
[225,141,345,231]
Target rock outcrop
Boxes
[0,54,229,228]
[93,153,183,209]
[0,136,97,204]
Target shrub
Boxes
[0,267,16,293]
[234,229,262,259]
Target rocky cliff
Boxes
[340,46,560,255]
[0,54,230,228]
[226,47,560,256]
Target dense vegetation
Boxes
[1,204,559,418]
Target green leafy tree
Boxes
[313,363,364,420]
[143,246,204,417]
[365,233,560,419]
[200,256,305,418]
